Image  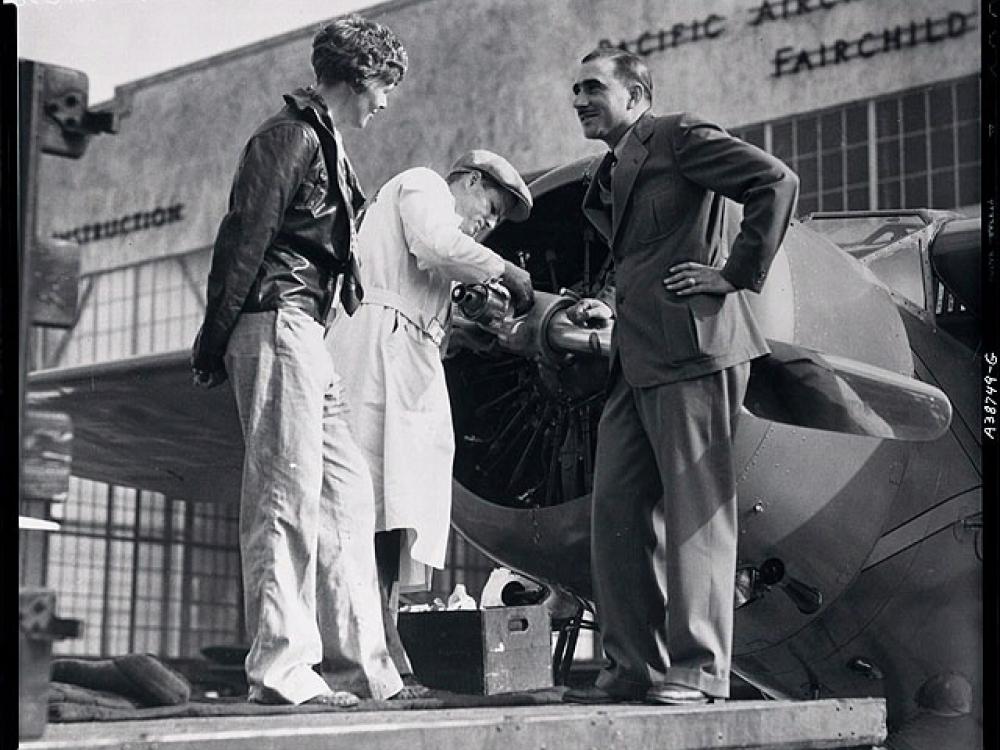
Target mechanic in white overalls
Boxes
[327,150,533,680]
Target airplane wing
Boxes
[26,336,951,507]
[28,352,243,504]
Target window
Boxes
[32,249,210,370]
[58,267,135,366]
[136,254,208,356]
[733,75,980,216]
[39,478,242,658]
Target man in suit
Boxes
[562,47,799,706]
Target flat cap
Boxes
[450,149,533,222]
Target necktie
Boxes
[597,151,616,186]
[597,151,616,208]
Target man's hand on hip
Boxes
[499,260,535,315]
[663,262,737,296]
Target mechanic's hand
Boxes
[499,260,535,315]
[566,298,614,328]
[663,262,736,296]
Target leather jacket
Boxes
[192,87,365,372]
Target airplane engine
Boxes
[444,158,936,677]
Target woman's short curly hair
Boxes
[312,14,408,92]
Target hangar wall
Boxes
[37,0,979,275]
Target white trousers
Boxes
[225,307,403,703]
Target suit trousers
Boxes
[591,361,749,698]
[225,307,403,703]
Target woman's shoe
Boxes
[249,686,359,707]
[390,684,432,700]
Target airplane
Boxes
[27,156,983,741]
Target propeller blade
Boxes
[746,340,952,441]
[450,480,594,599]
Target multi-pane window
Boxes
[55,266,136,367]
[32,248,211,370]
[41,478,242,658]
[765,103,874,213]
[45,480,110,655]
[876,77,980,210]
[182,503,243,657]
[136,252,210,356]
[734,75,979,216]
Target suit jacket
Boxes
[582,111,799,387]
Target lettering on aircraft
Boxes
[53,203,186,245]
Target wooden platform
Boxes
[23,698,886,750]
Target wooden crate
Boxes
[397,606,553,695]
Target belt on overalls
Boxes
[361,287,446,347]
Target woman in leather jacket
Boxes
[191,14,421,706]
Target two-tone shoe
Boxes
[645,683,714,706]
